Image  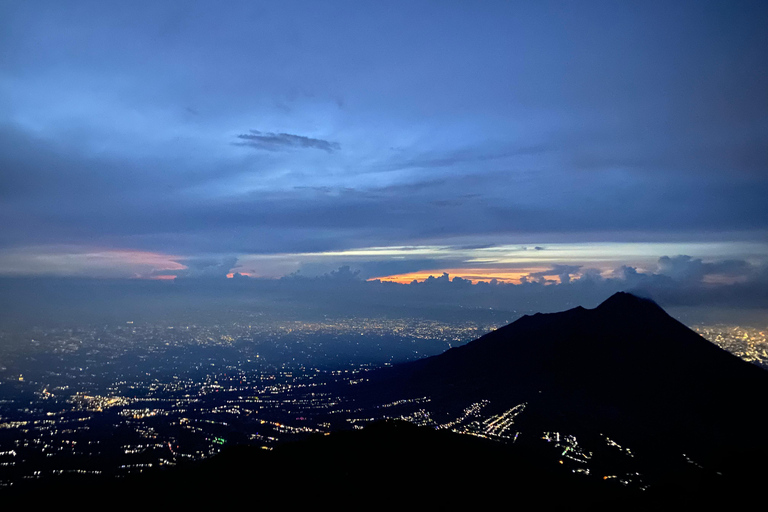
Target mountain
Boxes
[6,292,767,507]
[355,292,768,478]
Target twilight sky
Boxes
[1,1,767,291]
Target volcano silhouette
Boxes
[360,292,768,467]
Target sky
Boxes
[1,1,767,315]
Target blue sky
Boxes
[1,1,767,291]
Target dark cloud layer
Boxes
[2,118,766,257]
[234,130,340,152]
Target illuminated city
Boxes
[0,313,765,489]
[1,1,767,505]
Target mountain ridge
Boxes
[355,292,768,468]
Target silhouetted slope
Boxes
[361,293,768,465]
[4,421,638,509]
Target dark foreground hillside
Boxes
[5,419,765,510]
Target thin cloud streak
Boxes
[234,130,340,152]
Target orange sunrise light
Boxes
[369,267,552,285]
[227,272,255,278]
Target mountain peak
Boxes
[595,291,666,316]
[598,291,657,308]
[358,291,768,494]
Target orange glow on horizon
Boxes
[75,248,188,270]
[369,267,554,284]
[15,247,192,279]
[227,271,256,278]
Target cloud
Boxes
[2,2,768,268]
[323,265,360,281]
[527,264,582,284]
[0,246,187,278]
[297,258,465,281]
[2,255,768,330]
[1,117,767,260]
[233,130,340,152]
[374,145,552,174]
[657,255,755,284]
[174,256,238,279]
[458,244,497,250]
